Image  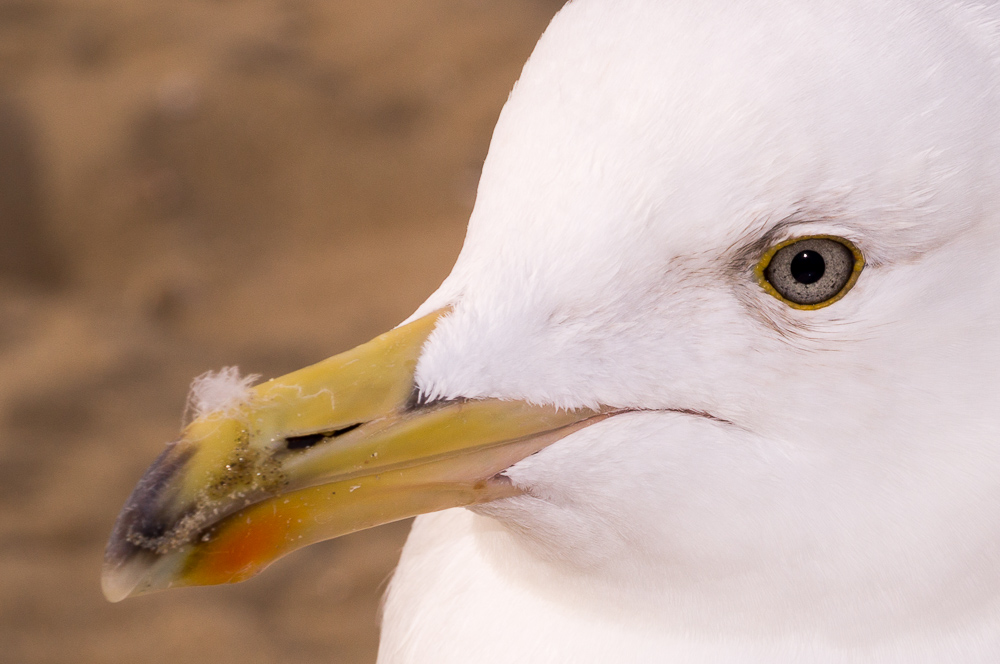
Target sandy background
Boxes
[0,1,564,661]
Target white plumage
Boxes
[377,1,1000,661]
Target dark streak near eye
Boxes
[403,385,426,412]
[286,423,364,450]
[404,385,470,413]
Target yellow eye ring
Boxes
[755,235,865,310]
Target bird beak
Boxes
[102,309,609,602]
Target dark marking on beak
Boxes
[104,443,195,565]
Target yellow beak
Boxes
[102,310,611,602]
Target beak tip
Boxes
[101,544,185,602]
[100,560,143,603]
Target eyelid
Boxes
[755,235,865,310]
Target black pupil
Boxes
[789,250,825,284]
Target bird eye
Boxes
[756,235,864,309]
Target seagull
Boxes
[103,0,1000,661]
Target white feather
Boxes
[185,366,259,420]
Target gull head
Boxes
[105,0,1000,650]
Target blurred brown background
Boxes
[0,1,564,661]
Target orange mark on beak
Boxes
[185,504,304,586]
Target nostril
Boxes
[285,423,363,450]
[285,433,326,450]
